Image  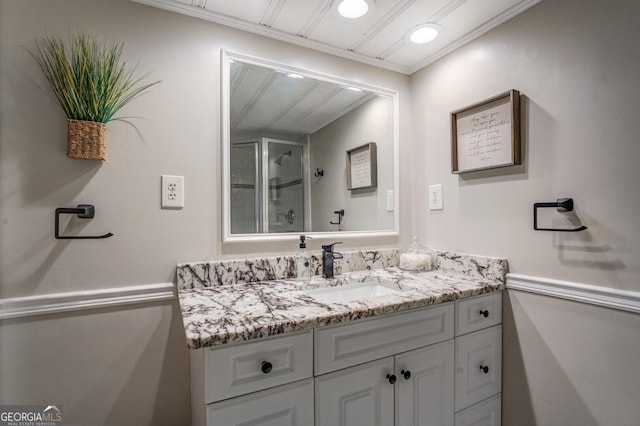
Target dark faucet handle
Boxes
[322,242,343,252]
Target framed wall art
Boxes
[451,89,521,173]
[346,142,377,190]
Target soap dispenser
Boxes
[296,235,312,281]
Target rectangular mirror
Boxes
[222,50,399,241]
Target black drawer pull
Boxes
[479,364,489,374]
[479,310,489,318]
[261,361,273,374]
[401,369,411,380]
[386,374,397,384]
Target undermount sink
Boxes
[303,280,401,304]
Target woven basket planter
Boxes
[66,119,107,161]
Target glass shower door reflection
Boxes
[265,140,305,233]
[230,142,259,234]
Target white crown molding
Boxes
[0,283,176,320]
[506,273,640,314]
[132,0,542,75]
[130,0,410,74]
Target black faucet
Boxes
[322,242,343,278]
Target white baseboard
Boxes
[506,273,640,314]
[0,283,176,320]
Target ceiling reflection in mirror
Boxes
[224,52,398,239]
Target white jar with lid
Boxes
[399,236,436,271]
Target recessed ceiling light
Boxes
[287,73,304,79]
[346,86,363,92]
[408,24,440,44]
[338,0,371,19]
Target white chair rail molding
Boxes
[506,273,640,314]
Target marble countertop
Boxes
[178,266,504,350]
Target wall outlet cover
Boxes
[429,184,443,211]
[162,175,184,209]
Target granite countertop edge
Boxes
[179,267,505,350]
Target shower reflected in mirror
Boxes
[231,138,307,234]
[222,50,399,239]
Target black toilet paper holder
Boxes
[533,198,587,232]
[55,204,114,239]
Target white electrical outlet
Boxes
[429,184,443,210]
[162,175,184,209]
[386,190,394,212]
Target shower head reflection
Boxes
[274,150,292,166]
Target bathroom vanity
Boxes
[177,249,506,426]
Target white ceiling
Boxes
[132,0,542,74]
[230,60,378,140]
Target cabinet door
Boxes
[207,378,314,426]
[315,357,395,426]
[455,326,502,411]
[396,340,455,426]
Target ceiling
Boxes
[132,0,542,74]
[229,60,379,141]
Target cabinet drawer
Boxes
[315,304,454,375]
[207,378,314,426]
[456,292,502,336]
[455,326,502,411]
[455,394,501,426]
[205,330,313,403]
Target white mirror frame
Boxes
[221,49,400,242]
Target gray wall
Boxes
[410,0,640,423]
[0,0,411,298]
[0,1,411,425]
[411,0,639,290]
[310,96,394,232]
[503,290,640,425]
[2,0,640,424]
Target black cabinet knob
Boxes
[386,374,397,384]
[261,361,273,374]
[479,310,489,318]
[479,364,489,374]
[401,369,411,380]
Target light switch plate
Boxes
[429,184,443,210]
[386,190,394,212]
[162,175,184,209]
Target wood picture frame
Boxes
[346,142,377,190]
[451,89,521,174]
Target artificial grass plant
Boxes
[28,32,160,123]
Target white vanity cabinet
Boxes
[454,394,501,426]
[314,305,455,426]
[191,292,503,426]
[207,378,314,426]
[315,356,395,425]
[204,330,313,403]
[396,340,455,426]
[454,292,503,425]
[191,330,314,426]
[314,343,456,426]
[314,340,456,426]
